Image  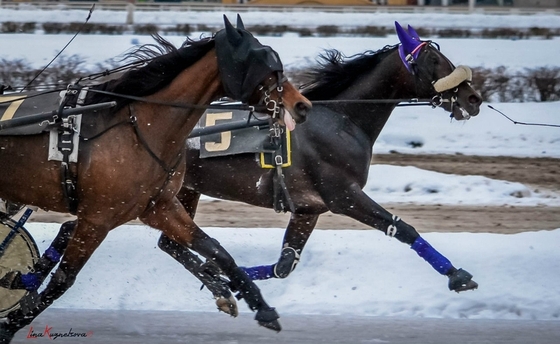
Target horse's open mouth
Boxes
[278,111,299,131]
[451,103,479,121]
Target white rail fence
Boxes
[1,1,559,16]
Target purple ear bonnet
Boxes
[395,21,422,55]
[395,21,424,73]
[407,25,421,41]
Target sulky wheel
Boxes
[0,219,39,318]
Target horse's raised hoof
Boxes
[215,294,239,317]
[0,321,16,344]
[255,307,281,332]
[448,268,478,292]
[198,261,238,316]
[0,271,20,290]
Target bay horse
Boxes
[157,22,483,314]
[0,15,311,342]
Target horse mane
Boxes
[300,44,398,101]
[87,33,216,109]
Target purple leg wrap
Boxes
[44,246,62,263]
[411,236,452,275]
[20,272,41,291]
[241,265,275,280]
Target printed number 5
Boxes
[204,112,232,152]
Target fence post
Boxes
[126,0,135,25]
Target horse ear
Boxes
[236,14,245,30]
[407,24,421,41]
[395,21,420,54]
[224,14,242,45]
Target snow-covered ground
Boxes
[26,223,560,321]
[2,9,559,321]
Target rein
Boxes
[85,88,269,112]
[309,98,433,106]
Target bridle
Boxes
[258,71,287,121]
[400,41,473,119]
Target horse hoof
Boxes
[0,271,20,290]
[448,268,478,292]
[255,307,281,332]
[258,319,282,332]
[215,294,239,317]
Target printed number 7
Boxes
[0,96,26,121]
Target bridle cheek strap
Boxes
[399,42,427,74]
[259,72,287,120]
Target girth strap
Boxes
[269,123,295,213]
[57,87,83,215]
[59,124,78,214]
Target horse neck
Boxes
[134,49,222,161]
[333,50,414,144]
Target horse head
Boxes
[395,21,482,120]
[215,15,311,130]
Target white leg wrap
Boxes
[387,215,400,237]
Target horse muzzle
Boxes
[433,65,482,121]
[279,98,311,131]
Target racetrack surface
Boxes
[8,309,560,344]
[29,154,560,234]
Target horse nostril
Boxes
[469,94,482,105]
[295,101,311,118]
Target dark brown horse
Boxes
[0,15,311,342]
[157,22,483,314]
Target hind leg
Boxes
[0,221,76,292]
[241,213,318,280]
[142,196,281,331]
[0,219,110,342]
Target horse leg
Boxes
[0,221,75,291]
[157,188,237,315]
[141,197,281,331]
[158,234,237,316]
[241,213,318,280]
[322,184,477,292]
[0,219,110,342]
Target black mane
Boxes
[87,34,215,109]
[300,45,398,101]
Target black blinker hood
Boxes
[215,14,284,103]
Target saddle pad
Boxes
[0,91,63,136]
[197,109,291,168]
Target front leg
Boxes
[241,213,317,280]
[322,182,478,293]
[158,234,237,316]
[141,197,281,331]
